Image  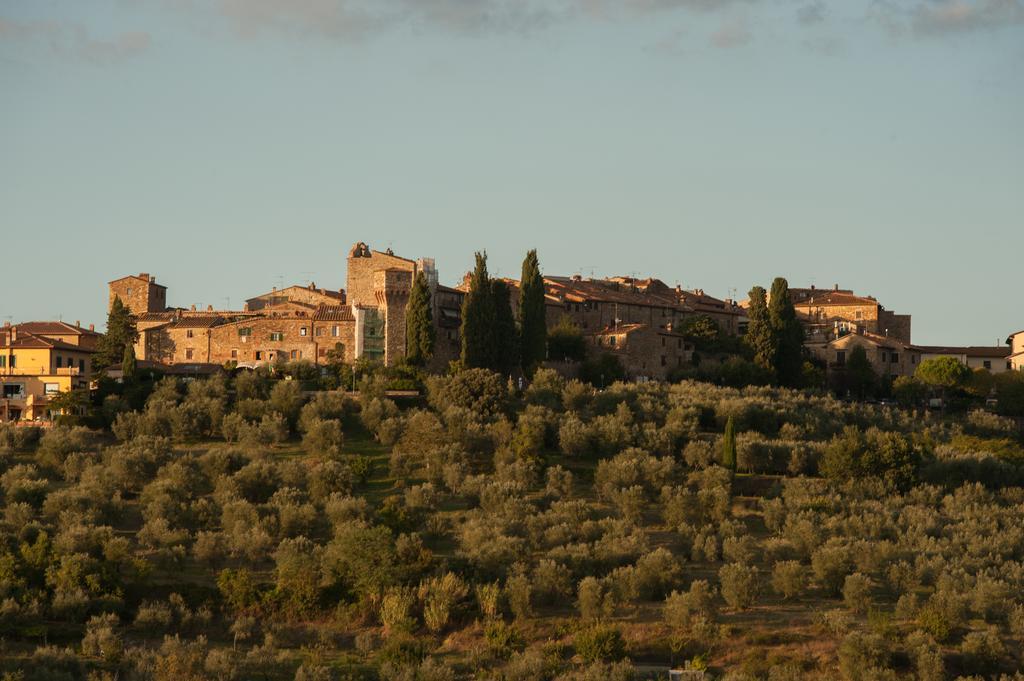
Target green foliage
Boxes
[844,346,876,399]
[745,286,775,375]
[720,416,737,472]
[94,296,139,372]
[681,315,721,351]
[461,251,497,370]
[915,356,972,389]
[491,278,520,376]
[518,249,547,375]
[579,353,626,387]
[548,315,587,363]
[405,271,435,367]
[819,426,922,491]
[768,278,805,387]
[575,624,627,664]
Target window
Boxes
[185,349,194,360]
[661,355,667,366]
[270,332,284,341]
[1008,361,1013,371]
[661,337,665,347]
[2,384,24,398]
[609,336,616,347]
[55,356,62,368]
[891,353,899,363]
[300,327,307,337]
[315,327,323,337]
[255,351,262,360]
[291,350,299,359]
[44,383,60,395]
[836,350,846,366]
[9,355,14,368]
[79,359,85,372]
[880,352,886,362]
[231,349,238,359]
[0,356,5,368]
[238,327,252,337]
[983,360,991,370]
[332,325,339,337]
[855,310,863,320]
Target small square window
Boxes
[185,348,194,360]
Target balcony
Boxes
[1,365,80,377]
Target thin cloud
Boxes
[871,0,1024,36]
[0,18,151,63]
[711,16,752,48]
[797,1,826,26]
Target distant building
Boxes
[1,323,95,422]
[914,345,1012,374]
[589,323,694,381]
[788,285,912,344]
[1007,330,1024,371]
[110,242,452,371]
[806,328,921,381]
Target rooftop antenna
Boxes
[300,270,315,286]
[224,297,231,311]
[275,275,285,290]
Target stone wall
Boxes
[109,275,166,315]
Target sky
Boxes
[1,0,1021,345]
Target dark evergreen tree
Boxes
[122,343,137,381]
[547,316,587,363]
[461,252,496,370]
[844,345,876,399]
[721,415,737,473]
[405,271,435,366]
[768,277,805,387]
[745,286,775,374]
[518,249,547,375]
[491,278,520,376]
[94,297,138,372]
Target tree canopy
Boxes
[518,249,547,375]
[405,271,435,367]
[94,297,139,372]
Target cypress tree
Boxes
[94,297,138,372]
[461,252,496,370]
[745,286,775,374]
[405,271,435,366]
[122,343,137,381]
[721,415,737,473]
[768,277,805,387]
[518,249,547,375]
[491,278,520,377]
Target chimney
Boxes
[834,283,839,291]
[190,304,196,311]
[810,284,815,290]
[75,320,80,327]
[140,273,150,281]
[10,326,16,342]
[89,324,95,331]
[207,304,213,312]
[243,303,250,312]
[272,286,277,292]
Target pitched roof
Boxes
[912,345,1011,358]
[16,321,100,337]
[108,273,167,289]
[1,331,96,353]
[794,292,879,307]
[167,317,225,330]
[544,276,691,310]
[312,305,355,322]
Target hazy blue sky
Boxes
[2,1,1021,345]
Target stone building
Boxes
[109,273,167,315]
[806,329,921,381]
[245,284,345,311]
[589,323,694,381]
[786,285,912,344]
[111,241,449,370]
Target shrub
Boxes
[771,561,807,600]
[575,624,627,664]
[719,563,759,610]
[664,580,716,629]
[843,573,873,615]
[837,631,890,681]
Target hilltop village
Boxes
[2,241,1022,422]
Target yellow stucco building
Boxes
[1,323,96,422]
